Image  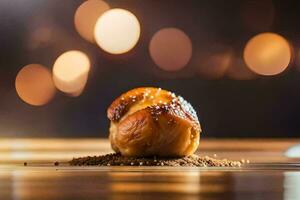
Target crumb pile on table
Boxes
[69,153,242,167]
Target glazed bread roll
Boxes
[107,87,201,157]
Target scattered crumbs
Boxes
[54,161,59,166]
[69,153,243,167]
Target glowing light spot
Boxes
[149,28,192,71]
[196,46,233,79]
[15,64,56,106]
[53,50,91,96]
[94,8,140,54]
[244,33,291,76]
[74,0,110,43]
[26,16,56,50]
[28,26,53,50]
[226,57,257,80]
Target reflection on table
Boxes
[0,138,300,200]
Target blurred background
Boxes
[0,0,300,138]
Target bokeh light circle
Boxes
[74,0,110,43]
[243,33,291,76]
[196,45,233,79]
[226,57,257,80]
[15,64,56,106]
[53,50,91,96]
[94,8,141,54]
[149,28,192,71]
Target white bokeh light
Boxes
[53,50,91,96]
[94,8,141,54]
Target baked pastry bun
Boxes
[107,87,201,157]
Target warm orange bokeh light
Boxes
[74,0,110,43]
[196,47,233,79]
[15,64,56,106]
[53,50,91,96]
[94,8,140,54]
[226,57,257,80]
[149,28,192,72]
[244,33,291,76]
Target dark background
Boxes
[1,0,300,138]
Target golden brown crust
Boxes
[107,87,201,157]
[107,87,173,122]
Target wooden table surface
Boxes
[1,138,300,200]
